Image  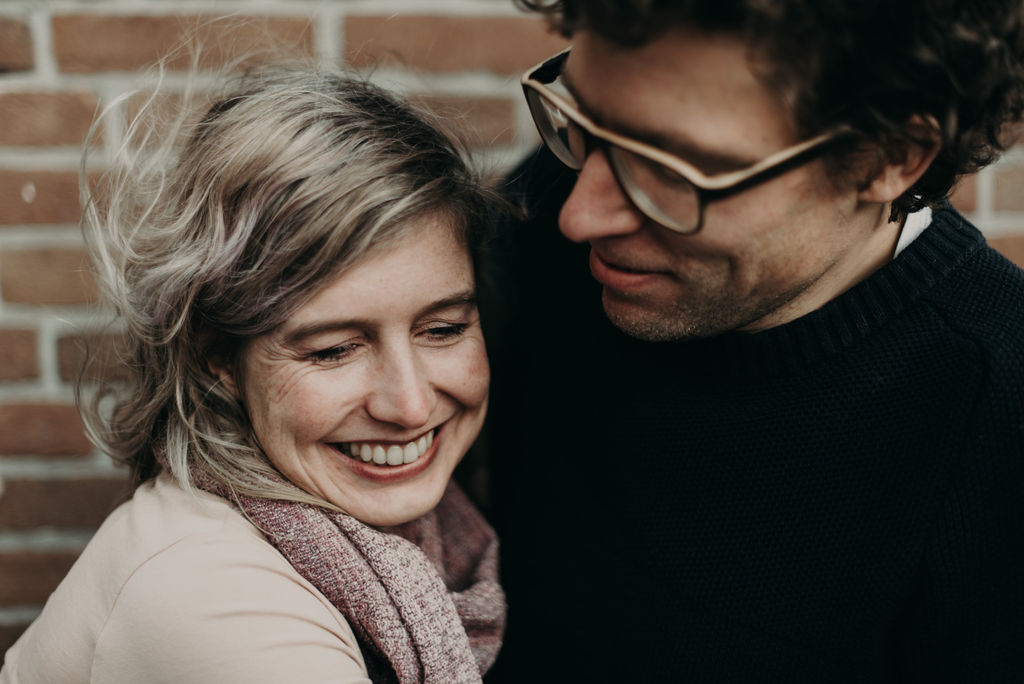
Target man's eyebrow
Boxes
[281,290,478,346]
[560,66,760,173]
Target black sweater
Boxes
[483,147,1024,683]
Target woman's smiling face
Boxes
[225,216,489,527]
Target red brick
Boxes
[0,551,79,605]
[0,170,81,226]
[948,174,976,214]
[0,477,128,529]
[345,16,567,75]
[53,14,314,73]
[989,234,1024,269]
[58,333,130,383]
[0,18,33,73]
[0,328,38,381]
[0,248,98,306]
[0,92,99,147]
[414,95,517,147]
[993,166,1024,212]
[0,404,91,456]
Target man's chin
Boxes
[601,291,695,341]
[600,288,743,342]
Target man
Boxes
[484,1,1024,681]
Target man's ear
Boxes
[857,115,941,204]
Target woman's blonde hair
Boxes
[81,62,498,507]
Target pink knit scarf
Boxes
[192,468,505,683]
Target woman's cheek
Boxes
[452,341,490,407]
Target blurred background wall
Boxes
[0,0,1018,654]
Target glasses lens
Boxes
[526,89,585,170]
[608,146,700,233]
[525,57,703,233]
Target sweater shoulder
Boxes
[888,206,1024,364]
[921,231,1024,375]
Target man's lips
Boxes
[588,249,662,292]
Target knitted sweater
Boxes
[483,147,1024,683]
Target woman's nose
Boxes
[558,149,645,243]
[365,347,435,429]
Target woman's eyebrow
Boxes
[416,290,478,318]
[281,290,478,346]
[281,319,364,346]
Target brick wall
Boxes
[0,0,1022,656]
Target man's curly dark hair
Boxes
[517,0,1024,219]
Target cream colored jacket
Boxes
[0,475,371,683]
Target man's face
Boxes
[558,29,896,340]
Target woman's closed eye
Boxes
[420,321,470,345]
[308,342,360,364]
[305,321,471,364]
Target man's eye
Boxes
[650,161,690,186]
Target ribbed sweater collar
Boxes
[639,205,984,380]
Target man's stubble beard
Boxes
[599,278,815,342]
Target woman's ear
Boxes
[858,115,941,204]
[199,328,241,399]
[207,353,239,398]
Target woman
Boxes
[0,64,504,683]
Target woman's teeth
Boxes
[340,430,434,467]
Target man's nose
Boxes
[365,348,435,429]
[558,149,645,242]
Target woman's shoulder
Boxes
[3,476,371,684]
[75,474,276,602]
[104,475,323,615]
[99,476,371,681]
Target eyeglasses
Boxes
[521,49,855,234]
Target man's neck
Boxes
[742,202,902,332]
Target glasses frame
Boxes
[521,49,856,233]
